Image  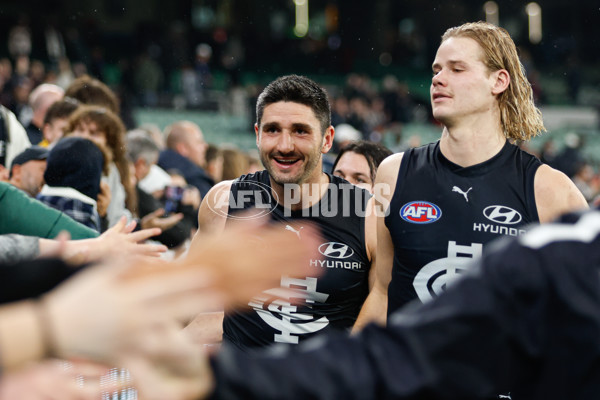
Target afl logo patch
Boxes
[400,201,442,224]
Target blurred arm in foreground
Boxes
[0,219,321,400]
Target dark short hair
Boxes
[65,75,119,113]
[332,140,393,183]
[256,75,331,132]
[43,97,79,125]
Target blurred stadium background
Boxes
[0,0,599,159]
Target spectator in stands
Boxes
[572,162,599,204]
[8,146,48,197]
[245,149,262,175]
[220,147,249,181]
[64,74,119,114]
[555,132,585,179]
[7,15,31,60]
[134,50,163,107]
[0,104,30,178]
[205,143,224,183]
[138,122,166,150]
[158,121,214,198]
[540,139,559,169]
[0,180,97,239]
[38,137,108,232]
[39,97,79,148]
[330,96,350,127]
[64,105,135,229]
[332,140,393,193]
[127,131,197,251]
[55,57,75,90]
[333,123,362,152]
[193,43,213,106]
[28,60,46,89]
[24,83,64,145]
[8,74,32,124]
[0,58,13,107]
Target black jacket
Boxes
[157,149,214,199]
[136,185,195,249]
[210,207,600,400]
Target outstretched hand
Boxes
[140,208,184,232]
[61,216,168,264]
[134,217,323,309]
[39,218,322,400]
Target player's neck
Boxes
[271,172,331,211]
[439,123,506,167]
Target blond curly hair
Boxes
[442,21,545,142]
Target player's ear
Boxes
[255,123,260,146]
[321,126,334,154]
[491,69,510,95]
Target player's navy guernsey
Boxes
[222,170,371,350]
[386,140,542,314]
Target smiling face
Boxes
[430,37,500,128]
[255,101,333,187]
[333,151,373,192]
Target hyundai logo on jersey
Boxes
[400,201,442,224]
[318,242,355,259]
[483,205,522,225]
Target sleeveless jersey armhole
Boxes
[385,148,414,229]
[525,159,542,223]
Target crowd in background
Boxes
[0,54,598,231]
[0,12,599,228]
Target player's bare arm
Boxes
[365,197,377,291]
[534,165,589,224]
[352,153,403,333]
[185,180,233,346]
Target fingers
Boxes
[105,216,128,234]
[62,359,112,380]
[43,231,71,260]
[132,244,168,257]
[147,289,225,322]
[126,227,162,243]
[183,220,323,307]
[124,219,138,233]
[146,208,166,220]
[163,213,184,225]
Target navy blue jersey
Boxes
[386,141,541,314]
[211,207,600,400]
[223,170,371,349]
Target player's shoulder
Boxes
[376,153,403,183]
[204,180,234,203]
[534,164,589,223]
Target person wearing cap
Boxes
[8,145,48,197]
[37,137,108,233]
